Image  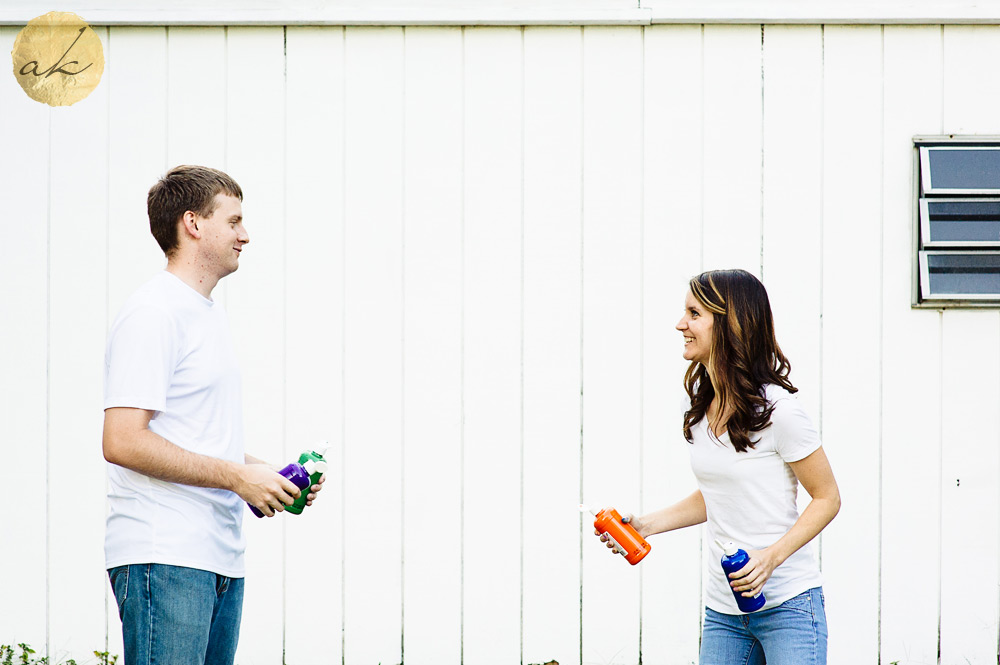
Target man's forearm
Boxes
[104,408,311,516]
[104,421,241,492]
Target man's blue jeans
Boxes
[108,564,244,665]
[699,587,827,665]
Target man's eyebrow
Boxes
[229,214,243,222]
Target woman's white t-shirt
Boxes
[103,271,246,577]
[688,383,823,614]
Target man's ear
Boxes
[181,210,202,239]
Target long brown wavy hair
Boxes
[682,269,796,452]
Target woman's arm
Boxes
[631,490,708,538]
[597,490,707,554]
[727,445,841,598]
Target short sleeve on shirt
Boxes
[768,395,822,463]
[104,304,177,412]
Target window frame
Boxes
[913,136,1000,308]
[919,145,1000,196]
[918,197,1000,249]
[918,250,1000,301]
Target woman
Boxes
[602,269,840,665]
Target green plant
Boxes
[92,651,117,665]
[0,643,41,665]
[0,644,116,665]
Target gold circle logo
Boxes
[10,11,105,107]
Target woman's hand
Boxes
[728,547,781,598]
[621,513,649,539]
[593,512,645,555]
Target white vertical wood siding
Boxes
[880,26,943,665]
[938,26,1000,663]
[820,25,883,665]
[0,22,997,665]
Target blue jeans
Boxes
[108,564,244,665]
[700,587,827,665]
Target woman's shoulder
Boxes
[759,383,807,425]
[760,383,817,434]
[762,382,795,404]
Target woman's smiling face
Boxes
[676,288,714,364]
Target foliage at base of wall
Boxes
[0,644,118,665]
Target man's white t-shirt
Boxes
[688,383,823,614]
[104,271,246,577]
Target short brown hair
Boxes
[147,165,243,256]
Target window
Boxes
[914,138,1000,306]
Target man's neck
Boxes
[165,257,220,300]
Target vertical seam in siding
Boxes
[936,307,943,665]
[223,28,229,167]
[399,25,407,665]
[340,26,348,665]
[578,24,586,665]
[518,23,526,665]
[44,98,52,665]
[221,25,230,306]
[935,24,944,665]
[697,24,706,652]
[876,22,886,662]
[817,23,826,570]
[164,27,169,168]
[759,24,765,280]
[459,25,467,665]
[281,24,289,665]
[103,25,113,658]
[637,22,646,665]
[939,25,945,136]
[817,24,826,572]
[699,24,705,273]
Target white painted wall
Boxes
[1,21,998,665]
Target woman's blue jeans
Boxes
[700,587,827,665]
[108,564,244,665]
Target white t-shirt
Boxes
[688,383,823,614]
[104,271,246,577]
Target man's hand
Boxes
[303,474,326,507]
[234,464,301,518]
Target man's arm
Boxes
[103,407,300,517]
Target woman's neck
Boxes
[707,389,733,438]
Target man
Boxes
[103,165,321,665]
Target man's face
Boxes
[195,193,248,278]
